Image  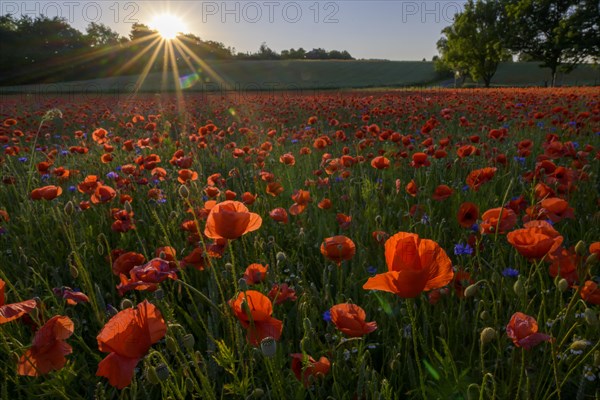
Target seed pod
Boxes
[252,388,265,398]
[155,363,170,381]
[480,310,489,321]
[260,337,277,358]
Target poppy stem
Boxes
[516,348,525,400]
[176,279,224,316]
[406,299,427,399]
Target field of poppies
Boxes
[0,87,599,399]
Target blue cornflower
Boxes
[106,171,119,180]
[454,243,474,256]
[367,266,377,275]
[68,186,77,192]
[513,156,526,166]
[41,174,50,181]
[291,139,299,144]
[60,150,68,156]
[322,310,332,323]
[18,157,27,162]
[502,268,519,278]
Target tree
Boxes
[85,22,122,47]
[436,0,509,87]
[505,0,600,86]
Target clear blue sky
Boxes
[4,1,468,60]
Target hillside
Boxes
[0,61,597,94]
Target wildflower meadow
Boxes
[0,87,599,399]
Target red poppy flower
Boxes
[363,232,454,298]
[53,287,89,306]
[241,192,257,205]
[290,353,330,387]
[112,252,145,276]
[318,198,332,210]
[480,207,517,234]
[506,312,552,350]
[547,247,580,286]
[579,281,600,305]
[411,152,430,168]
[432,184,453,201]
[0,279,37,324]
[370,156,390,170]
[266,182,284,197]
[268,283,297,305]
[279,153,296,165]
[405,180,418,197]
[117,258,178,296]
[539,198,574,223]
[30,185,62,201]
[507,221,563,260]
[96,300,167,389]
[243,263,268,285]
[320,235,356,265]
[229,290,283,346]
[336,213,352,229]
[204,201,262,240]
[17,315,74,376]
[466,167,497,191]
[457,202,479,228]
[177,169,198,184]
[269,207,289,224]
[372,230,389,245]
[329,303,377,337]
[91,185,116,204]
[92,128,108,144]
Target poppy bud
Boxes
[575,240,586,256]
[155,363,169,381]
[276,252,287,262]
[513,277,526,296]
[97,243,104,255]
[64,201,74,216]
[146,365,160,385]
[464,284,478,298]
[178,185,190,199]
[124,201,133,214]
[570,340,590,352]
[166,336,178,354]
[375,215,382,225]
[584,308,598,327]
[557,279,569,292]
[303,317,312,332]
[252,388,265,398]
[182,334,195,351]
[238,278,248,291]
[120,299,134,309]
[437,323,446,337]
[260,337,277,358]
[69,264,78,278]
[480,310,489,321]
[585,253,598,266]
[480,327,497,346]
[169,211,178,220]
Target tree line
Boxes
[435,0,599,87]
[0,15,353,85]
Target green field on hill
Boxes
[1,60,598,94]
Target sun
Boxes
[150,14,186,40]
